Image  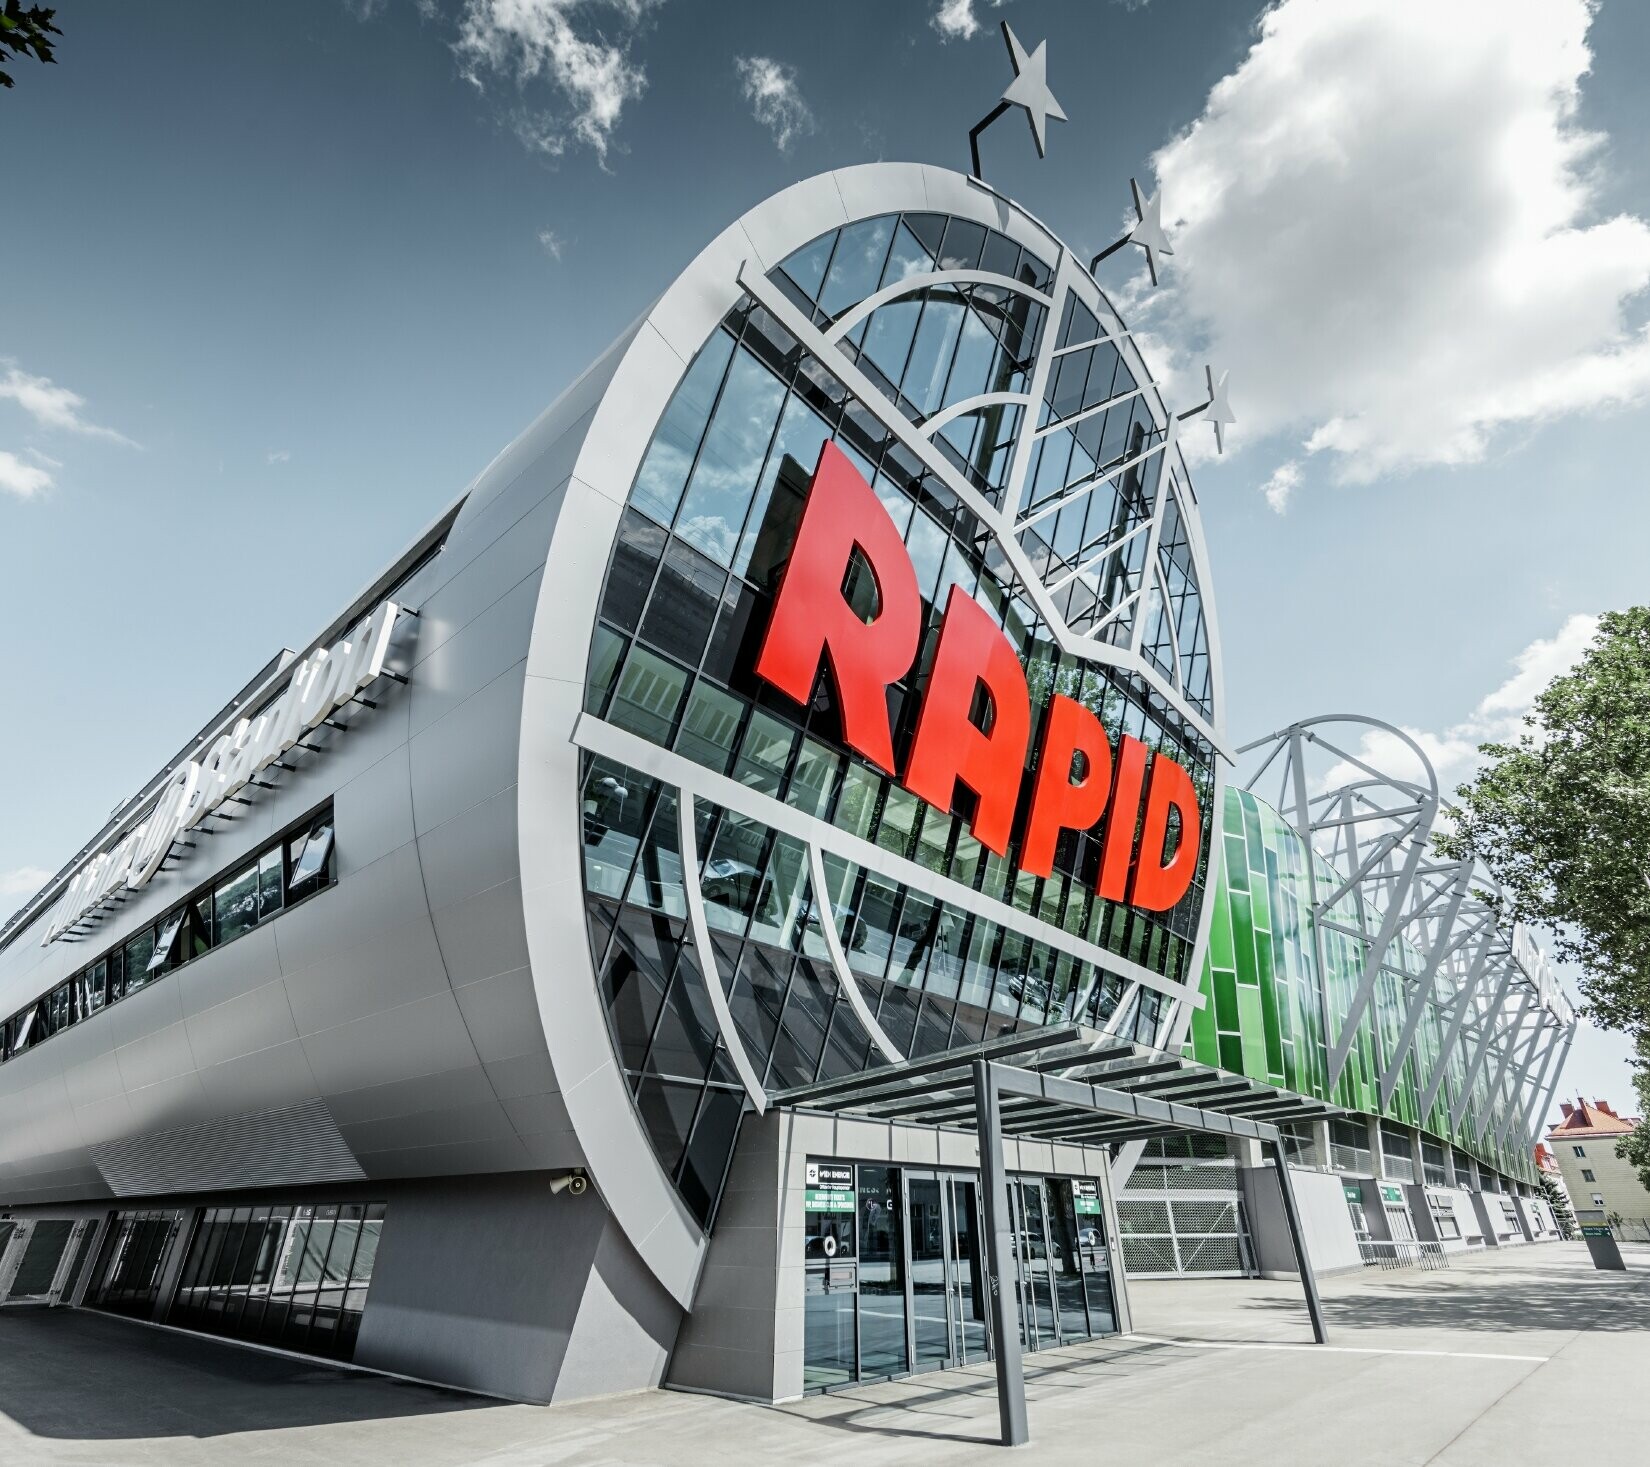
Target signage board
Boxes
[1380,1184,1405,1205]
[1343,1184,1365,1205]
[755,444,1204,914]
[41,599,405,945]
[1073,1179,1102,1216]
[805,1160,855,1212]
[1581,1224,1614,1239]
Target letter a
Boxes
[903,586,1031,857]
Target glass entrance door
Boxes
[907,1175,952,1372]
[946,1176,990,1364]
[903,1171,992,1372]
[1011,1179,1059,1350]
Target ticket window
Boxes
[1344,1184,1371,1242]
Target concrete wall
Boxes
[1,1171,681,1404]
[1242,1164,1363,1278]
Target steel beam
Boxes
[1377,858,1474,1108]
[974,1060,1029,1448]
[1270,1138,1328,1344]
[1442,958,1514,1131]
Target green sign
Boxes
[805,1188,855,1212]
[1380,1184,1405,1204]
[1343,1184,1364,1204]
[1074,1180,1102,1215]
[1581,1224,1614,1239]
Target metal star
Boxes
[1000,23,1066,158]
[1202,366,1235,453]
[1126,179,1174,286]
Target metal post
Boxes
[1269,1137,1328,1345]
[974,1058,1029,1448]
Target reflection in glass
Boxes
[856,1165,907,1379]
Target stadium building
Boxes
[0,164,1572,1425]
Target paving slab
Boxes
[0,1241,1645,1465]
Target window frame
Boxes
[0,801,336,1065]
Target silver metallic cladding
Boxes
[0,329,617,1211]
[0,163,1229,1320]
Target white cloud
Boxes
[1148,0,1650,490]
[1316,613,1601,794]
[931,0,979,41]
[266,448,291,465]
[537,226,565,260]
[1259,458,1300,514]
[0,866,51,902]
[734,56,814,154]
[455,0,659,164]
[0,450,52,499]
[0,363,137,447]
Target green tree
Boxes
[1443,608,1650,1035]
[1444,608,1650,1193]
[1537,1170,1576,1239]
[1616,1045,1650,1193]
[0,2,59,89]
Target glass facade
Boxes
[1191,786,1538,1185]
[168,1202,385,1361]
[1,806,336,1066]
[84,1209,185,1320]
[582,210,1218,1227]
[801,1158,1116,1391]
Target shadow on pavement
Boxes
[778,1334,1186,1443]
[1148,1249,1650,1339]
[0,1307,497,1440]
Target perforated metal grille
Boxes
[1119,1179,1253,1276]
[88,1099,364,1197]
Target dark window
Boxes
[167,1201,385,1361]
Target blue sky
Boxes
[3,0,1645,1117]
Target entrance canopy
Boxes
[772,1025,1337,1447]
[771,1024,1340,1146]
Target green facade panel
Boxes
[1190,787,1537,1186]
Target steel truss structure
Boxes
[1236,716,1575,1160]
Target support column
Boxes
[1269,1137,1328,1345]
[974,1059,1029,1448]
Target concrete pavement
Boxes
[0,1242,1645,1465]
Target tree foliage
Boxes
[1616,1044,1650,1194]
[0,2,59,90]
[1442,607,1650,1039]
[1536,1169,1575,1239]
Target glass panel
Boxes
[675,680,743,775]
[633,329,736,526]
[1015,1181,1058,1349]
[818,216,895,320]
[856,1165,907,1379]
[1046,1178,1092,1342]
[288,818,335,894]
[804,1221,858,1394]
[908,1175,951,1372]
[948,1177,990,1361]
[608,644,689,747]
[214,865,260,947]
[640,537,725,667]
[147,912,185,972]
[674,347,786,567]
[257,847,284,921]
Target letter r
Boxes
[754,442,921,774]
